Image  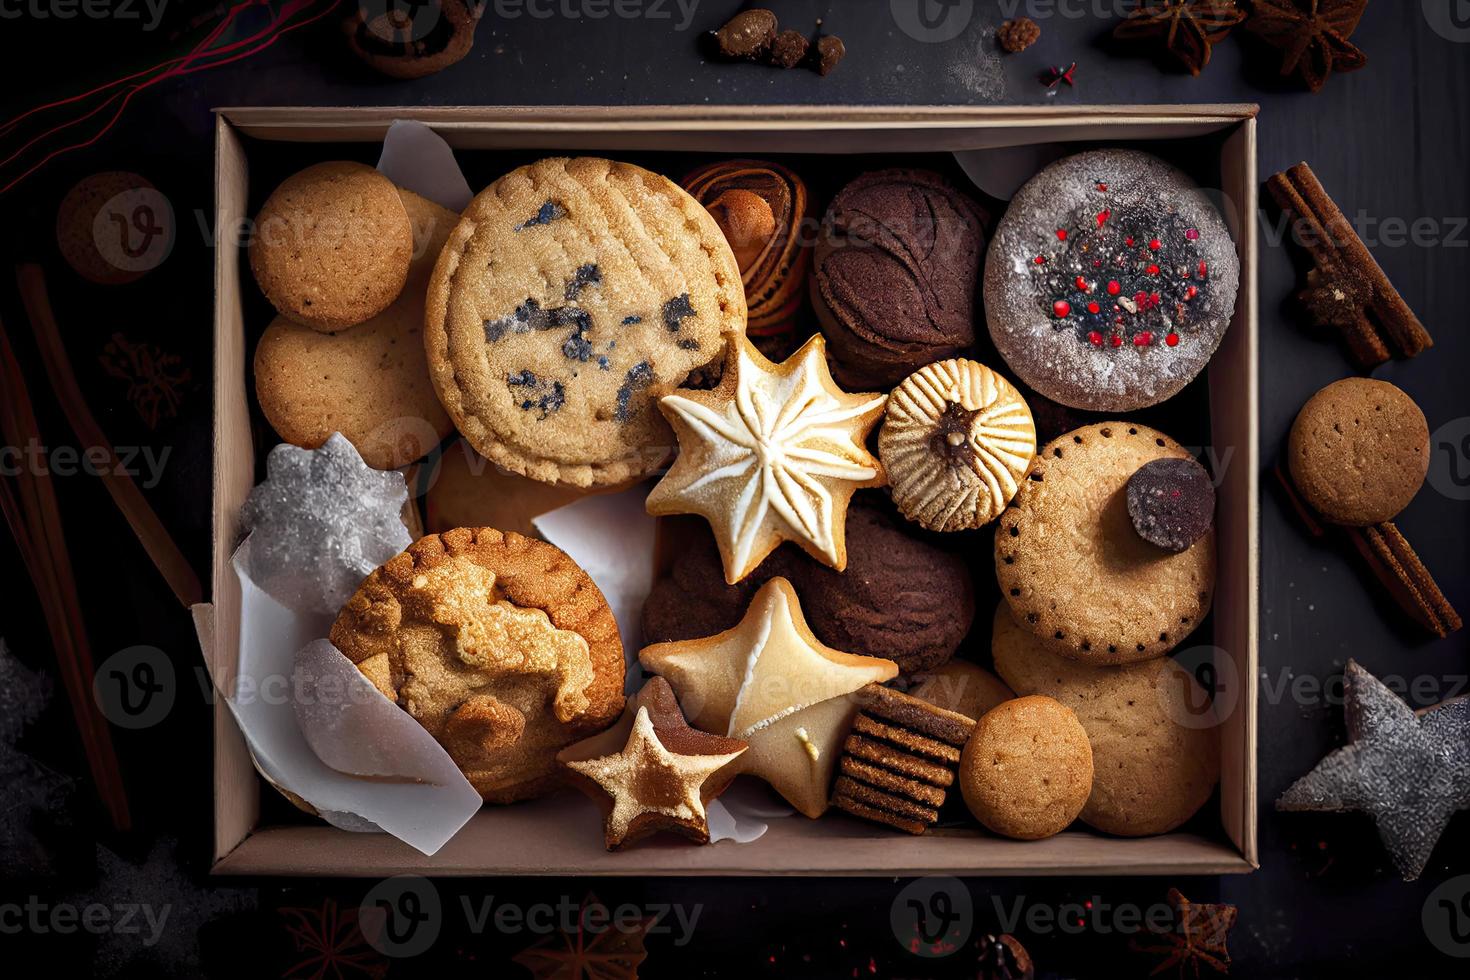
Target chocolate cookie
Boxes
[642,497,974,673]
[1287,377,1429,526]
[344,0,479,79]
[250,161,413,331]
[985,150,1239,411]
[995,423,1215,664]
[329,527,626,803]
[959,695,1094,840]
[426,157,745,488]
[811,169,985,389]
[1126,456,1216,552]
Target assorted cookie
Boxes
[640,577,899,817]
[329,527,626,803]
[641,498,974,674]
[811,169,985,389]
[646,335,887,584]
[960,696,1094,841]
[880,359,1037,532]
[832,683,976,835]
[996,422,1216,665]
[1126,456,1216,552]
[425,156,746,488]
[985,150,1239,411]
[905,660,1014,721]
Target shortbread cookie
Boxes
[1288,377,1429,526]
[960,695,1093,840]
[996,422,1215,664]
[991,603,1220,836]
[254,189,457,469]
[639,577,898,818]
[250,161,413,331]
[985,150,1239,411]
[880,359,1037,532]
[906,660,1014,721]
[647,335,887,583]
[426,156,746,488]
[329,527,625,802]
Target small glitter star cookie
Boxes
[646,334,888,584]
[879,359,1037,532]
[557,677,747,850]
[985,150,1239,411]
[1277,660,1470,881]
[425,156,746,488]
[639,577,898,817]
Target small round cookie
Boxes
[991,603,1220,836]
[254,190,458,470]
[996,422,1215,664]
[55,171,170,285]
[985,150,1239,411]
[1126,456,1216,552]
[880,359,1037,532]
[250,161,413,331]
[426,157,746,488]
[960,695,1093,840]
[1287,377,1429,526]
[811,169,985,389]
[329,527,626,803]
[906,660,1014,721]
[344,0,480,79]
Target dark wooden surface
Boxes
[0,2,1467,977]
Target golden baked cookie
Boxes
[1288,377,1429,526]
[647,334,888,584]
[254,189,457,470]
[880,359,1037,532]
[907,660,1014,721]
[995,422,1215,664]
[425,156,746,489]
[249,161,413,331]
[959,695,1093,840]
[991,603,1220,836]
[639,577,898,818]
[422,440,590,536]
[329,527,626,802]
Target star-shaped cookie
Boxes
[640,577,898,817]
[1277,660,1470,881]
[647,334,888,584]
[557,677,747,850]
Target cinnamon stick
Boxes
[1266,163,1433,367]
[0,318,131,830]
[15,263,201,608]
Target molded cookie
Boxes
[329,527,626,803]
[250,161,413,331]
[425,156,746,488]
[995,422,1215,664]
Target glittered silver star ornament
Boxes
[1277,660,1470,881]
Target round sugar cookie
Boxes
[995,422,1215,664]
[960,695,1093,840]
[425,156,746,488]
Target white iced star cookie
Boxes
[640,577,898,817]
[646,334,888,584]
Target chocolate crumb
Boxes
[514,200,566,231]
[615,361,654,422]
[564,263,602,300]
[677,338,700,350]
[768,29,809,68]
[621,314,643,325]
[814,35,846,76]
[507,370,565,418]
[662,293,697,332]
[715,9,777,60]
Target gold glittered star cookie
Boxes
[640,577,898,817]
[557,677,747,850]
[646,334,888,584]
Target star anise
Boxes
[1245,0,1368,92]
[1130,888,1237,978]
[977,933,1035,980]
[511,893,652,980]
[1113,0,1248,75]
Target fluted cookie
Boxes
[254,189,457,469]
[329,527,626,802]
[250,161,413,331]
[960,695,1093,840]
[426,157,745,488]
[880,359,1037,532]
[996,423,1215,664]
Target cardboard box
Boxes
[204,105,1259,876]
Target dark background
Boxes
[0,1,1467,977]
